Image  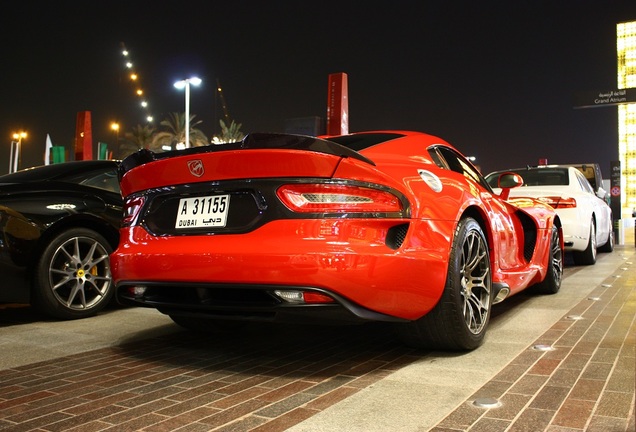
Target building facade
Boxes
[617,21,636,216]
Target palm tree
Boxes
[211,119,245,144]
[118,124,155,159]
[151,112,208,151]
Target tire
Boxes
[396,217,492,351]
[533,225,563,294]
[597,220,614,253]
[573,220,596,265]
[32,228,114,320]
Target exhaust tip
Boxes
[492,283,510,304]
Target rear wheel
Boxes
[533,225,563,294]
[396,217,492,351]
[573,220,596,265]
[33,228,114,319]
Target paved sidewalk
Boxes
[431,250,635,431]
[0,246,633,431]
[288,246,636,432]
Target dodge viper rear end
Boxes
[112,131,562,350]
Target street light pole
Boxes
[110,122,120,159]
[11,132,27,173]
[184,83,191,148]
[174,77,202,148]
[9,140,16,174]
[111,122,120,143]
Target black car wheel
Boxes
[573,220,596,265]
[396,217,492,350]
[33,228,114,319]
[533,225,563,294]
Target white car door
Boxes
[574,170,611,245]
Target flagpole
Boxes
[9,141,16,173]
[45,134,53,165]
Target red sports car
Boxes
[112,131,563,350]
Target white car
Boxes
[485,165,613,265]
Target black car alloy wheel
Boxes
[33,228,114,319]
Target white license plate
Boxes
[175,195,230,229]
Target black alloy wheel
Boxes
[33,228,114,319]
[533,224,563,295]
[396,217,492,350]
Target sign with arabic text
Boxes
[572,88,636,108]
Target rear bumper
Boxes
[552,208,590,251]
[116,282,408,325]
[112,219,453,321]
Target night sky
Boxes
[1,1,635,176]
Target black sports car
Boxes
[0,160,122,319]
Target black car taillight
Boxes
[276,183,403,213]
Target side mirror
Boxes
[498,172,523,200]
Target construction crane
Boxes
[213,79,245,143]
[216,79,232,125]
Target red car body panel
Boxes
[112,131,560,324]
[119,150,344,197]
[113,219,451,320]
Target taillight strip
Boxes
[277,183,403,213]
[537,196,577,209]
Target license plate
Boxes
[175,195,230,229]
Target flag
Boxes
[45,134,53,165]
[98,142,108,160]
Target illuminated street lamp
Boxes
[110,122,120,143]
[174,77,202,148]
[9,131,27,173]
[110,122,120,159]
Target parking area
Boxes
[0,245,634,432]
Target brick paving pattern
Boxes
[431,254,635,432]
[0,251,634,431]
[0,321,420,431]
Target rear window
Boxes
[327,133,405,151]
[486,168,569,187]
[76,170,120,193]
[518,168,569,186]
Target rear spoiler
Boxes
[118,132,375,180]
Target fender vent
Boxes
[517,211,537,262]
[386,223,409,250]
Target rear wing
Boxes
[118,133,375,180]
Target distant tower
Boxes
[617,21,636,215]
[74,111,93,161]
[326,73,349,135]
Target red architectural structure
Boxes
[74,111,93,161]
[326,73,349,136]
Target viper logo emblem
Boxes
[187,160,204,177]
